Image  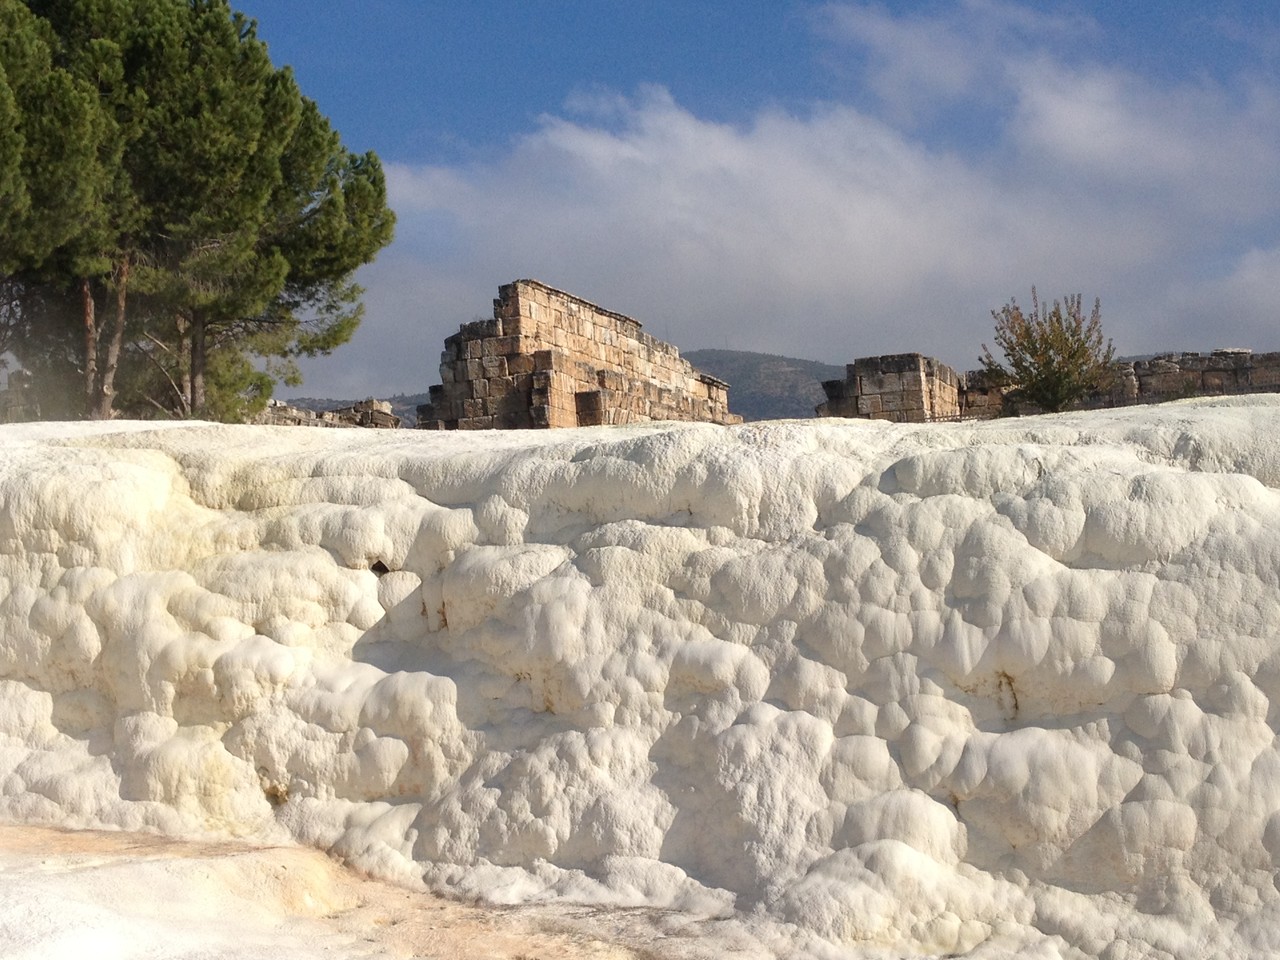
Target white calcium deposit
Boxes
[3,398,1280,959]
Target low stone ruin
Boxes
[818,348,1280,423]
[417,280,741,429]
[256,398,400,429]
[816,354,964,422]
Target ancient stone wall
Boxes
[417,280,741,429]
[818,349,1280,423]
[1120,350,1280,403]
[816,354,962,422]
[256,398,400,429]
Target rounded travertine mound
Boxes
[1,398,1279,959]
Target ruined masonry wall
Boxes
[816,354,961,422]
[256,398,400,429]
[818,349,1280,423]
[418,280,741,429]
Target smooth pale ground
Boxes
[3,398,1280,959]
[0,823,664,959]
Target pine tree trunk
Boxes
[93,255,129,420]
[175,315,192,415]
[80,277,98,417]
[190,310,206,417]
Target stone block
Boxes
[548,405,576,429]
[493,390,527,417]
[1249,364,1280,387]
[481,356,507,378]
[879,394,905,413]
[483,335,523,357]
[597,369,624,392]
[507,353,535,376]
[494,295,518,319]
[506,409,533,429]
[866,373,903,394]
[576,390,605,427]
[1140,372,1200,396]
[855,353,925,376]
[504,315,538,337]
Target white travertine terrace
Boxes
[2,398,1279,958]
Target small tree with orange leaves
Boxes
[981,288,1115,413]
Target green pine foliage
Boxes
[0,0,105,275]
[1,0,394,420]
[981,289,1116,414]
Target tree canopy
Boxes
[0,0,104,278]
[1,0,394,420]
[981,289,1115,414]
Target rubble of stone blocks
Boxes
[817,348,1280,423]
[417,279,742,430]
[330,398,401,428]
[256,398,400,429]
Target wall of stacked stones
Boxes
[1113,350,1280,405]
[418,280,739,429]
[819,348,1280,423]
[817,354,962,422]
[256,399,400,429]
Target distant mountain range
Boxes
[683,349,844,421]
[284,349,845,425]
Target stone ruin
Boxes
[256,398,400,429]
[818,349,1280,423]
[816,354,966,423]
[417,280,741,429]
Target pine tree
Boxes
[0,0,104,274]
[4,0,394,420]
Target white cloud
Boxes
[1011,62,1280,220]
[814,0,1096,122]
[1170,246,1280,350]
[287,3,1280,399]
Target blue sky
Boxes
[233,1,1280,400]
